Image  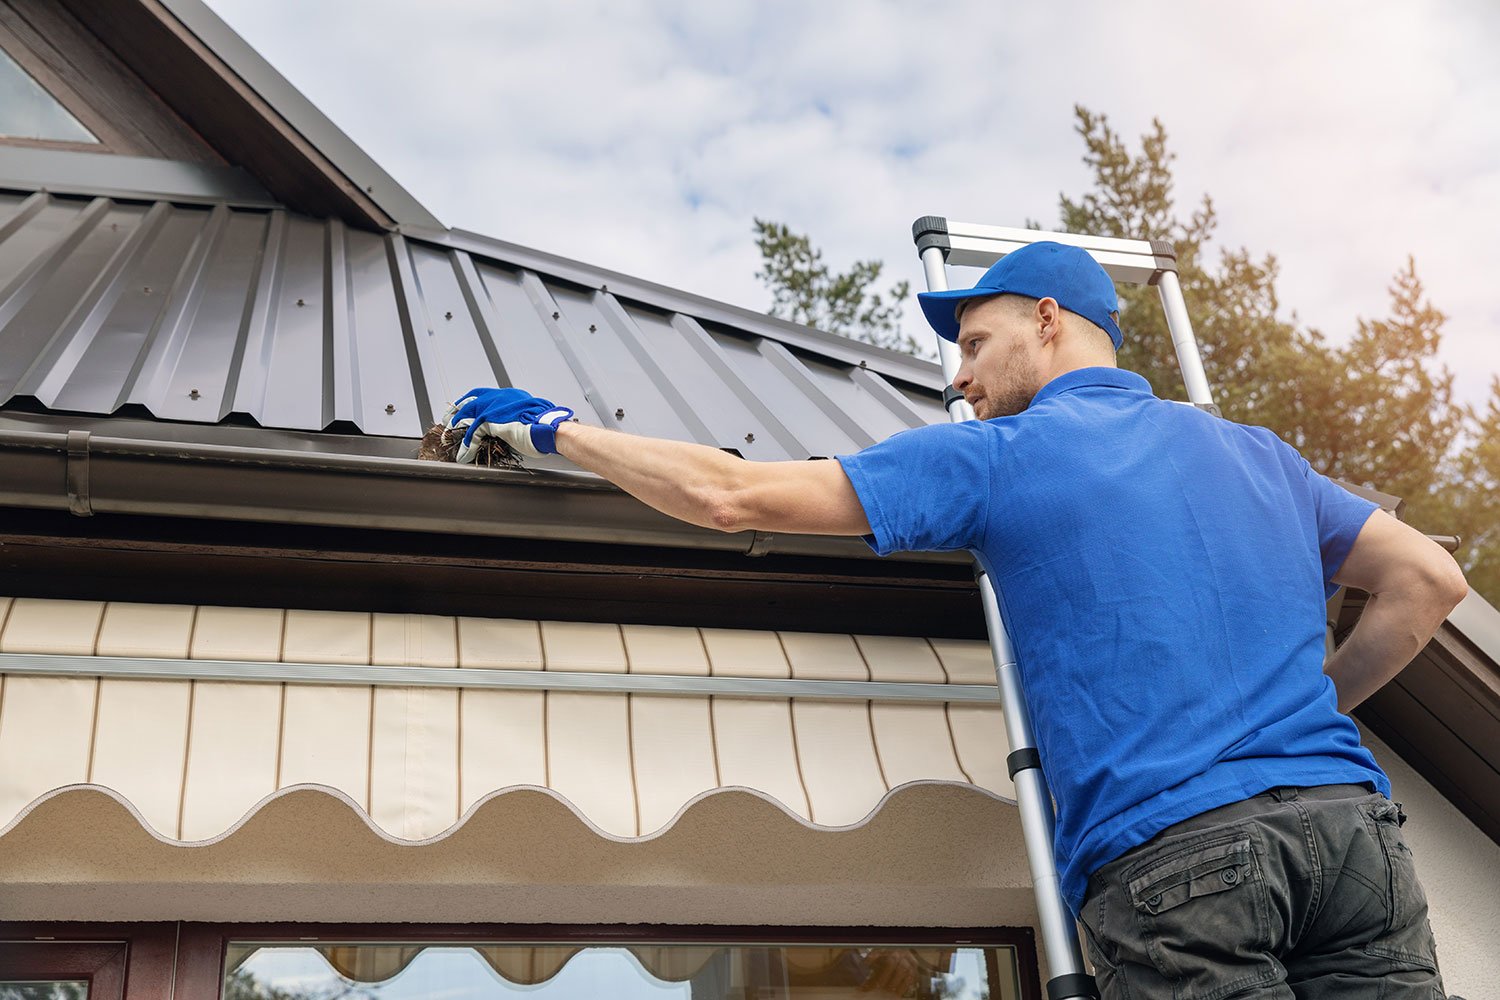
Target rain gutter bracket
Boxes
[66,430,93,517]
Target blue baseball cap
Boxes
[917,241,1123,349]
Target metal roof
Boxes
[0,186,944,461]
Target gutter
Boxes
[0,427,961,565]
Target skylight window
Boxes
[0,45,98,143]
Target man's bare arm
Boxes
[554,422,871,536]
[1326,510,1468,712]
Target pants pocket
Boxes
[1122,831,1280,1000]
[1362,798,1440,972]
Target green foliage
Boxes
[223,968,374,1000]
[753,218,922,355]
[1058,105,1498,604]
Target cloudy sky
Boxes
[204,0,1499,408]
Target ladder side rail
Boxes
[1156,269,1214,408]
[917,243,1097,1000]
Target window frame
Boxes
[0,20,126,153]
[0,922,1041,1000]
[0,937,131,1000]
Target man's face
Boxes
[952,296,1043,420]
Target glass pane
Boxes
[0,984,89,1000]
[223,943,1024,1000]
[0,46,98,143]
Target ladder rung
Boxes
[914,217,1178,286]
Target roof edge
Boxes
[153,0,442,227]
[0,426,963,567]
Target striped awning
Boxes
[0,596,1031,924]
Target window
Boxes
[0,44,98,144]
[0,941,126,1000]
[223,941,1028,1000]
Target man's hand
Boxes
[445,387,574,461]
[1327,509,1468,712]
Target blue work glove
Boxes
[444,387,575,462]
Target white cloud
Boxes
[206,0,1500,406]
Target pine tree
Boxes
[753,218,921,355]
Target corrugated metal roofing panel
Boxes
[0,186,945,459]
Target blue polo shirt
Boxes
[836,367,1387,914]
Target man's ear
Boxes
[1035,297,1062,344]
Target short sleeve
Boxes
[1298,455,1380,598]
[835,421,993,556]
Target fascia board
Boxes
[152,0,443,230]
[1447,590,1500,682]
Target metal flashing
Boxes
[152,0,443,229]
[0,146,276,208]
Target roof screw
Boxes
[615,407,625,420]
[600,284,608,292]
[744,432,755,444]
[365,185,374,193]
[859,359,868,369]
[552,311,561,320]
[385,403,395,414]
[188,388,200,400]
[296,298,305,307]
[110,223,118,231]
[444,311,453,320]
[142,286,152,294]
[588,324,597,333]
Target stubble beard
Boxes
[972,353,1041,420]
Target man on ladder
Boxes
[446,232,1466,1000]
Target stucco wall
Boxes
[1360,723,1499,998]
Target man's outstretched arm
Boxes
[554,421,871,537]
[1326,510,1468,712]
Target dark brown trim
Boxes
[0,1,219,161]
[0,922,1041,1000]
[0,507,985,638]
[0,939,130,1000]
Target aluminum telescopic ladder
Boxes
[911,218,1217,1000]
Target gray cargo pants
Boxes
[1078,784,1446,999]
